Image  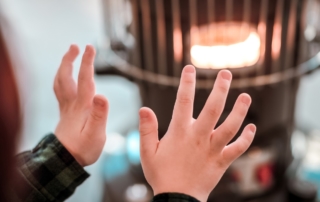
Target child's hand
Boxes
[139,65,256,201]
[54,45,108,167]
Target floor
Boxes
[1,0,320,201]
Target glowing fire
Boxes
[190,23,261,69]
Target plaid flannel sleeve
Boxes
[12,134,90,202]
[152,193,200,202]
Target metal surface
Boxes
[271,0,285,73]
[155,0,167,75]
[99,0,318,89]
[172,0,182,77]
[96,48,320,89]
[140,0,153,72]
[257,0,268,75]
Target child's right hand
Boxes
[139,65,256,202]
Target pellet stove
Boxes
[96,0,320,201]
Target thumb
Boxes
[139,107,159,158]
[83,95,108,137]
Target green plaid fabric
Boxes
[153,193,200,202]
[9,134,200,202]
[11,134,89,202]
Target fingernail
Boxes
[249,124,256,133]
[85,45,90,53]
[241,94,251,105]
[184,65,195,73]
[69,44,76,52]
[221,70,232,81]
[94,98,105,107]
[139,109,149,119]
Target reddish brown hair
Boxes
[0,29,21,201]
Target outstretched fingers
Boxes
[171,65,196,128]
[82,94,109,138]
[221,124,256,165]
[54,45,79,103]
[194,70,232,136]
[77,45,96,106]
[211,93,251,153]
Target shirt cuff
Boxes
[15,134,89,201]
[153,193,200,202]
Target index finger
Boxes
[55,45,79,102]
[77,45,96,105]
[211,93,251,153]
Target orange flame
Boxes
[190,23,261,69]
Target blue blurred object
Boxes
[126,130,141,165]
[102,132,129,181]
[102,130,141,181]
[301,171,320,200]
[103,153,129,181]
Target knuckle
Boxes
[84,49,93,57]
[195,139,202,148]
[81,54,92,65]
[91,112,103,122]
[224,127,235,138]
[236,103,249,116]
[81,61,91,68]
[236,144,248,155]
[215,158,227,168]
[237,108,247,117]
[235,141,250,155]
[55,72,65,85]
[53,80,60,93]
[183,75,194,84]
[59,104,67,110]
[207,107,220,118]
[217,83,229,93]
[143,129,156,137]
[139,126,157,137]
[54,80,58,89]
[57,76,64,85]
[178,94,192,105]
[62,55,69,63]
[78,77,94,88]
[77,100,92,110]
[74,93,90,106]
[78,75,86,83]
[62,56,73,66]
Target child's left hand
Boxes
[54,44,108,167]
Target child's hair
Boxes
[0,28,21,201]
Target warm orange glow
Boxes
[190,23,261,69]
[173,28,183,62]
[272,23,282,59]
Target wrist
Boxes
[54,133,86,167]
[66,148,86,167]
